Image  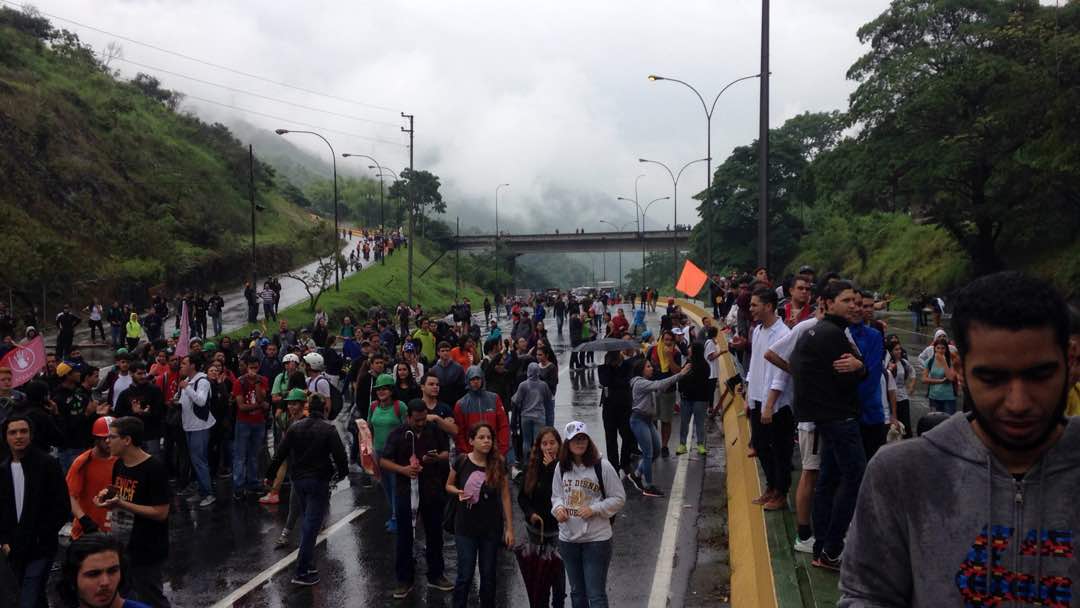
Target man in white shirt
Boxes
[178,353,215,507]
[745,287,793,511]
[765,296,826,552]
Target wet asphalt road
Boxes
[144,307,703,607]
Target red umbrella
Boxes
[513,520,563,608]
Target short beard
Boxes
[967,383,1069,453]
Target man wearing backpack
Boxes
[232,356,268,501]
[179,353,216,508]
[304,352,344,421]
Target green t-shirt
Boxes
[369,401,407,452]
[412,329,436,362]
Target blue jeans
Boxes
[679,399,708,446]
[812,419,866,558]
[559,539,612,608]
[629,413,660,485]
[453,534,499,608]
[186,428,212,497]
[293,477,330,578]
[544,398,555,427]
[233,421,265,492]
[15,557,51,608]
[929,399,957,415]
[522,417,545,458]
[110,324,123,348]
[211,313,223,336]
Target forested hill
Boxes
[0,7,323,305]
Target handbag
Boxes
[443,455,464,533]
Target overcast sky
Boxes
[42,0,892,232]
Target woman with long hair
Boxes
[886,341,916,438]
[628,357,690,496]
[518,427,566,607]
[446,422,513,608]
[677,341,712,456]
[392,362,420,403]
[922,337,957,415]
[552,421,626,607]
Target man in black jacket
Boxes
[265,394,347,587]
[0,415,70,606]
[115,361,166,460]
[790,279,867,570]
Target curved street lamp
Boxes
[277,129,340,290]
[494,183,510,294]
[639,157,709,284]
[600,219,635,292]
[647,73,760,271]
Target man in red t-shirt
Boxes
[782,274,815,328]
[67,416,117,539]
[231,356,268,500]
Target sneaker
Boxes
[218,469,232,479]
[275,530,290,548]
[386,519,398,534]
[642,485,666,498]
[233,490,245,502]
[675,444,688,456]
[696,443,707,456]
[199,495,217,508]
[392,584,413,599]
[291,574,320,586]
[752,489,776,505]
[812,552,842,571]
[258,492,280,505]
[626,472,645,492]
[793,536,815,554]
[428,576,454,592]
[660,447,670,458]
[59,522,72,537]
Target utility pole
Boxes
[402,113,415,306]
[758,0,770,269]
[249,144,257,288]
[455,216,461,301]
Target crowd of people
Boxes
[1,258,1077,607]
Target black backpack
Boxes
[190,377,212,421]
[315,374,345,419]
[593,462,616,526]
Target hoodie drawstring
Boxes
[985,457,992,600]
[1035,462,1047,603]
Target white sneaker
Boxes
[199,495,217,508]
[59,522,72,537]
[793,536,815,554]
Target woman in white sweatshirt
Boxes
[551,421,626,608]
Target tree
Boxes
[388,169,444,236]
[690,112,840,274]
[284,255,337,312]
[839,0,1080,275]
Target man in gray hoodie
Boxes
[511,363,553,454]
[840,272,1079,607]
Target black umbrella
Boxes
[572,338,641,353]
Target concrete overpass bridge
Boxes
[453,229,690,255]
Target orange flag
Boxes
[675,259,709,297]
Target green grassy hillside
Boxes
[0,7,321,304]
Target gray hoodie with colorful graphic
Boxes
[839,413,1080,607]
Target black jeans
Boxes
[896,399,912,438]
[454,534,499,608]
[601,400,634,474]
[748,403,795,495]
[88,319,104,342]
[395,491,446,584]
[860,422,888,461]
[812,419,866,558]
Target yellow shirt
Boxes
[1066,383,1080,418]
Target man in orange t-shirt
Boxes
[66,416,117,539]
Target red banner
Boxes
[675,259,709,298]
[0,336,46,387]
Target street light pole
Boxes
[639,157,709,283]
[494,183,509,295]
[342,153,387,265]
[276,128,341,290]
[600,219,633,293]
[648,72,760,272]
[249,145,257,289]
[401,113,415,306]
[640,196,669,287]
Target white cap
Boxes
[283,353,301,364]
[564,420,588,441]
[303,352,324,371]
[933,328,947,340]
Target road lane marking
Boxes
[648,450,690,608]
[210,506,369,608]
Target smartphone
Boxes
[102,485,119,501]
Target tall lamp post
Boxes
[599,219,634,292]
[342,153,387,265]
[647,73,760,272]
[638,157,709,284]
[276,129,340,291]
[494,183,509,295]
[616,195,669,292]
